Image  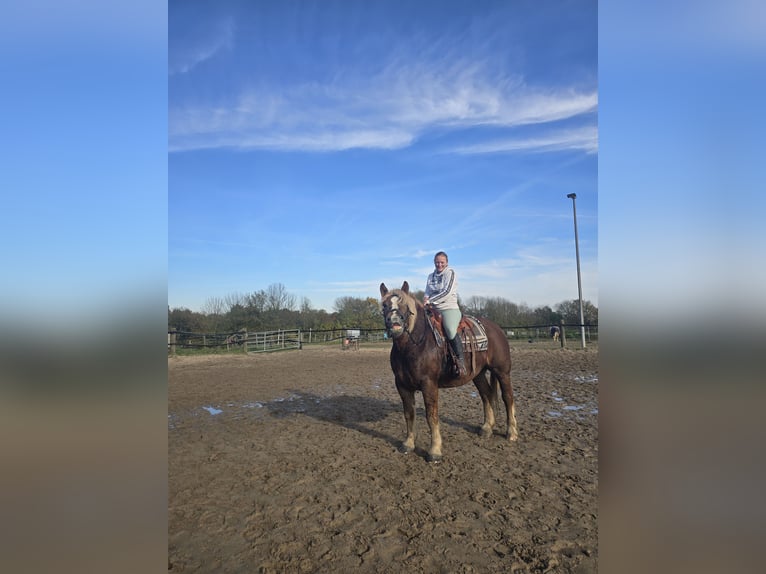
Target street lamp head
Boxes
[567,193,576,199]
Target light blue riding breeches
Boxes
[440,309,462,339]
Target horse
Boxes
[550,325,560,342]
[380,281,518,462]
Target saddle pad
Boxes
[460,316,489,351]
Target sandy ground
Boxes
[168,343,598,573]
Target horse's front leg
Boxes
[421,384,442,463]
[396,380,416,454]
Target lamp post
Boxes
[567,193,586,349]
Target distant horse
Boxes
[380,281,518,462]
[550,326,560,342]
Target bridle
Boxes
[383,293,428,347]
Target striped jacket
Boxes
[425,267,460,311]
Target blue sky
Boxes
[169,0,598,313]
[0,0,167,325]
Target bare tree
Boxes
[266,283,297,312]
[202,296,226,332]
[202,296,225,316]
[223,291,247,312]
[247,290,267,313]
[300,297,313,313]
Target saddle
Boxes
[426,307,489,353]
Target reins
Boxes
[402,303,429,347]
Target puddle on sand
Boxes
[547,391,597,419]
[172,392,323,426]
[243,402,264,409]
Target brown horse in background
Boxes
[380,281,518,462]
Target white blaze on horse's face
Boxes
[384,294,406,337]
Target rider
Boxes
[424,251,466,376]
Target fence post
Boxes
[169,328,177,356]
[560,320,566,348]
[242,329,248,353]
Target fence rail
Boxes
[168,323,597,355]
[245,329,301,353]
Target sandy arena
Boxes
[169,343,598,573]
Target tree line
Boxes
[168,283,598,334]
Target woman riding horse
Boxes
[380,281,518,462]
[424,251,466,377]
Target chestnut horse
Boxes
[380,281,518,462]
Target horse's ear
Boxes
[380,283,388,297]
[401,281,409,293]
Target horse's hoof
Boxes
[399,444,413,454]
[426,453,442,464]
[479,426,493,438]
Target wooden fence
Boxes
[167,328,301,355]
[168,323,597,355]
[245,329,301,353]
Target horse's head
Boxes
[380,281,418,338]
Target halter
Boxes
[405,306,429,347]
[384,292,428,346]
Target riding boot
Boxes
[449,334,467,377]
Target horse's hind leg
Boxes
[396,381,416,454]
[495,370,518,441]
[472,371,496,438]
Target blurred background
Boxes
[0,2,167,572]
[600,1,765,572]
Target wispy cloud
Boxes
[463,253,572,279]
[169,56,597,153]
[169,18,234,76]
[447,126,598,155]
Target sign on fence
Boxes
[245,329,301,353]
